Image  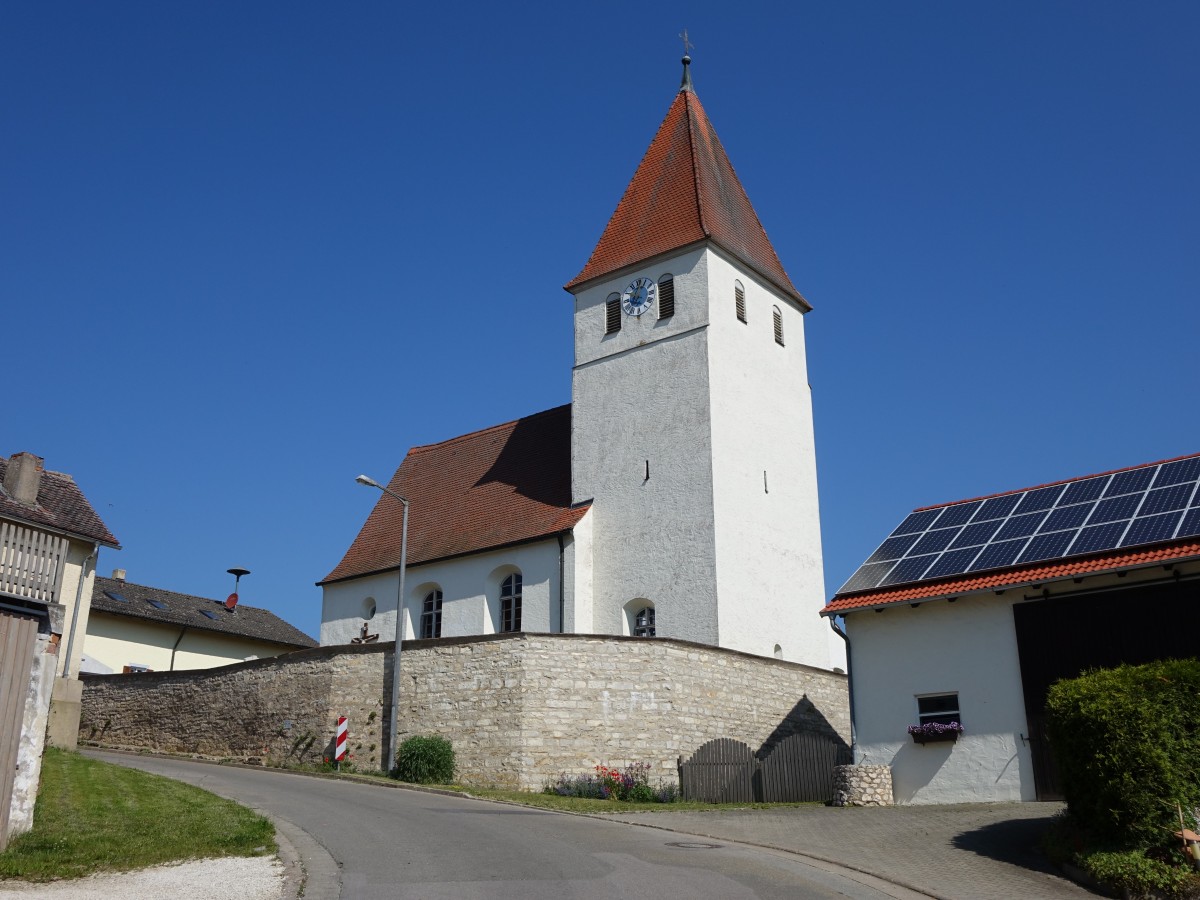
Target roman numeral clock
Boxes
[620,276,656,316]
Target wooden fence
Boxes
[1,610,39,850]
[679,732,851,803]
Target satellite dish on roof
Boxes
[225,567,250,612]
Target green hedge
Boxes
[393,735,455,784]
[1045,657,1200,845]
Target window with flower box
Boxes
[917,693,960,726]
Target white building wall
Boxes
[570,248,720,645]
[705,249,838,668]
[320,539,562,646]
[55,540,99,678]
[84,614,300,672]
[846,596,1036,804]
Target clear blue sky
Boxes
[5,2,1197,641]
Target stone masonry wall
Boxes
[82,644,388,770]
[832,764,894,807]
[81,633,848,790]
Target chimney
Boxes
[112,569,127,581]
[3,452,44,507]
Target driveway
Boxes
[600,803,1096,900]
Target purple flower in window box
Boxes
[908,721,964,744]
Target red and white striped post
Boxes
[335,716,348,769]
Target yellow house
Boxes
[86,573,315,672]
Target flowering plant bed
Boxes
[908,722,963,745]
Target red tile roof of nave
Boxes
[565,84,806,307]
[912,450,1200,512]
[822,540,1200,615]
[319,405,589,585]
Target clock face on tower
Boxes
[621,276,657,317]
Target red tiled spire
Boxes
[565,58,806,307]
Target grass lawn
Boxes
[0,749,276,882]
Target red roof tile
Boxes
[0,454,119,548]
[565,81,806,307]
[320,405,589,585]
[823,540,1200,615]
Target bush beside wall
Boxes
[1045,657,1200,845]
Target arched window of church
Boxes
[734,281,747,323]
[420,589,442,639]
[773,305,785,346]
[605,293,622,335]
[633,605,656,637]
[657,274,674,319]
[500,573,522,632]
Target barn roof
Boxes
[826,452,1200,615]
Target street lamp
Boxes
[355,474,409,773]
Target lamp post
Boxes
[355,474,409,773]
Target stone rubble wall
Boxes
[832,764,894,807]
[81,633,849,790]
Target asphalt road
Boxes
[91,752,924,900]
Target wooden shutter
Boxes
[658,276,674,319]
[605,296,622,334]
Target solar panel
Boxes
[103,590,129,603]
[838,454,1200,594]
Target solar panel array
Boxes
[839,455,1200,595]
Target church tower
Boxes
[565,57,842,670]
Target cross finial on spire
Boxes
[679,28,694,92]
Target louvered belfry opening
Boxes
[605,295,622,334]
[657,275,674,319]
[735,282,746,322]
[773,306,784,345]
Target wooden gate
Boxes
[679,738,757,803]
[761,732,851,803]
[679,732,851,803]
[1,609,39,850]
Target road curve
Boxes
[89,751,926,900]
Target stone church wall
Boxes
[80,633,848,790]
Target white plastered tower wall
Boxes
[705,249,842,668]
[570,246,720,645]
[570,244,841,668]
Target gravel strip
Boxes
[0,856,284,900]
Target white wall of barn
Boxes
[845,595,1036,803]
